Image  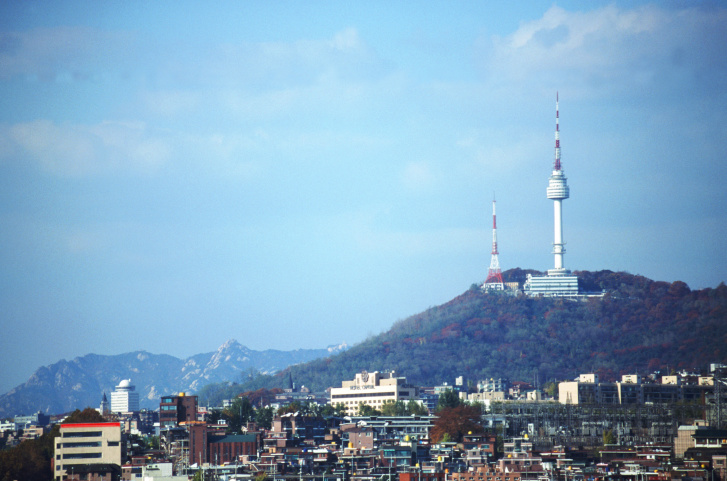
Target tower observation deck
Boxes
[525,93,579,297]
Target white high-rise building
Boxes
[110,379,139,414]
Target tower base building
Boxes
[524,272,579,297]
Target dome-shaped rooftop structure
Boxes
[117,379,133,389]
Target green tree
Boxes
[381,400,408,416]
[334,403,348,417]
[603,429,616,445]
[406,400,429,416]
[436,389,462,412]
[277,400,302,415]
[145,435,160,450]
[223,397,255,433]
[543,382,557,398]
[301,401,321,416]
[63,407,106,423]
[357,403,381,416]
[255,406,275,430]
[321,403,347,417]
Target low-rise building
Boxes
[54,422,123,481]
[524,273,579,297]
[15,411,50,429]
[460,433,497,466]
[208,434,258,465]
[341,415,435,444]
[330,371,419,416]
[558,373,712,405]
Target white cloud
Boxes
[1,120,171,176]
[485,4,727,94]
[402,161,435,192]
[0,26,133,81]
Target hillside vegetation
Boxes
[204,270,727,399]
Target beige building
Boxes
[54,422,122,481]
[662,375,680,385]
[329,371,419,415]
[468,391,506,403]
[558,373,711,405]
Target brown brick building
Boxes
[160,393,198,428]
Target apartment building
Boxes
[54,422,123,481]
[160,392,199,428]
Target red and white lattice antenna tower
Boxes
[483,196,505,291]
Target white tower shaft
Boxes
[546,93,570,276]
[553,199,564,270]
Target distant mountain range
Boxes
[5,269,727,417]
[0,339,347,416]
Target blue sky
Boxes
[1,1,725,394]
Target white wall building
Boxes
[110,379,140,414]
[329,371,419,415]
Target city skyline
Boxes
[0,1,726,393]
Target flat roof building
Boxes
[329,371,419,416]
[524,273,579,297]
[558,374,712,405]
[160,393,198,428]
[54,422,123,481]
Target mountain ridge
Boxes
[0,339,347,416]
[4,269,726,416]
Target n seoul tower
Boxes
[546,92,570,276]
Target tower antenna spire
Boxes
[483,196,504,291]
[554,91,561,171]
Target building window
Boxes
[62,431,103,438]
[63,452,103,459]
[62,442,102,448]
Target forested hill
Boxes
[224,270,727,395]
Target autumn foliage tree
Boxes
[429,405,485,443]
